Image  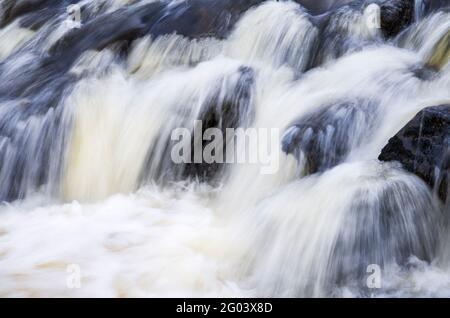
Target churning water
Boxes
[0,0,449,297]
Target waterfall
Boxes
[0,0,449,297]
[415,0,426,21]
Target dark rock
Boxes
[329,172,442,294]
[0,0,263,99]
[379,105,450,204]
[48,3,165,59]
[143,66,255,184]
[293,0,353,15]
[0,2,166,100]
[309,0,414,67]
[45,0,266,71]
[282,99,378,175]
[420,0,450,18]
[8,0,266,40]
[310,4,373,67]
[149,0,265,39]
[372,0,415,38]
[410,64,438,81]
[0,0,81,28]
[19,7,63,30]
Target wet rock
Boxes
[0,0,80,28]
[0,3,165,100]
[309,0,414,67]
[0,0,266,103]
[144,66,255,184]
[379,105,450,204]
[182,66,255,182]
[47,0,267,67]
[313,0,414,39]
[420,0,450,18]
[5,0,267,43]
[19,7,63,30]
[293,0,353,15]
[149,0,265,39]
[410,64,437,81]
[372,0,415,38]
[282,99,378,175]
[49,3,165,59]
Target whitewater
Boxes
[0,0,449,297]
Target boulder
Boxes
[282,99,377,175]
[373,0,415,38]
[309,0,415,67]
[379,105,450,204]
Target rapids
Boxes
[0,0,449,297]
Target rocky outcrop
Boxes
[379,105,450,204]
[309,0,415,67]
[181,66,255,182]
[2,0,266,38]
[46,0,268,67]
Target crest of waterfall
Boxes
[0,0,449,297]
[63,58,254,201]
[219,44,448,212]
[397,11,450,65]
[127,34,223,78]
[225,1,319,72]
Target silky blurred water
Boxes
[0,0,449,297]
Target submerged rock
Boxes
[282,99,378,176]
[3,0,266,39]
[44,0,268,69]
[0,0,80,28]
[309,0,414,67]
[247,161,442,297]
[144,66,256,184]
[293,0,353,15]
[420,0,450,18]
[330,168,442,293]
[310,4,378,67]
[149,0,265,39]
[379,105,450,204]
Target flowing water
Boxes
[0,0,449,297]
